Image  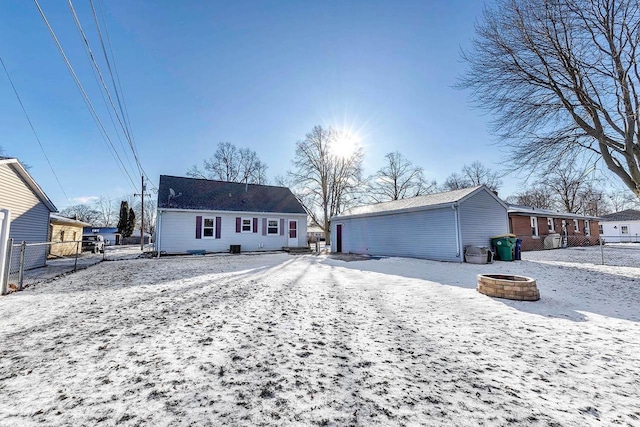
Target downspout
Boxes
[452,204,461,259]
[155,211,162,258]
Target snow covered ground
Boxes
[1,246,639,426]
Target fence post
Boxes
[600,237,604,265]
[1,238,13,295]
[74,241,80,272]
[18,240,26,290]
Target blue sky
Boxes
[1,1,518,210]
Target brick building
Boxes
[507,205,600,251]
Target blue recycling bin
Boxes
[514,239,522,260]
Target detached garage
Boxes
[331,185,508,262]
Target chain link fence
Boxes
[1,239,108,294]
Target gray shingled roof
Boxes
[599,209,640,222]
[507,204,600,220]
[334,186,487,219]
[157,175,306,214]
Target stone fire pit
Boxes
[477,274,540,301]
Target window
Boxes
[73,231,77,241]
[574,219,579,232]
[621,225,629,234]
[60,230,65,241]
[584,220,590,236]
[267,219,279,235]
[547,218,555,232]
[242,218,252,232]
[530,216,539,237]
[599,224,603,234]
[203,218,215,237]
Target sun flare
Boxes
[331,131,361,158]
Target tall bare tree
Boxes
[187,142,268,184]
[542,162,595,213]
[506,186,556,209]
[607,189,640,212]
[288,125,364,243]
[368,151,436,202]
[461,0,640,199]
[94,196,117,227]
[442,161,502,192]
[59,204,101,224]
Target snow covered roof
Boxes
[157,175,307,214]
[599,209,640,222]
[50,214,91,227]
[507,204,600,220]
[334,186,503,220]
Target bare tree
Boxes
[607,189,640,212]
[441,172,471,191]
[59,204,101,224]
[288,125,364,243]
[577,183,607,216]
[187,142,268,184]
[462,161,502,192]
[542,162,596,213]
[94,196,117,227]
[461,0,640,199]
[506,186,556,209]
[368,151,436,202]
[442,162,502,192]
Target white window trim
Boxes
[202,217,216,239]
[621,225,629,235]
[547,218,555,232]
[584,220,590,236]
[531,216,539,238]
[267,218,279,235]
[241,217,253,233]
[573,219,580,233]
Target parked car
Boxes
[82,234,105,253]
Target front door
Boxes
[336,224,342,253]
[288,220,298,247]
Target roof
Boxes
[599,209,640,222]
[157,175,307,214]
[0,158,57,212]
[333,186,505,220]
[50,214,91,227]
[507,204,600,220]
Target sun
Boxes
[331,131,361,158]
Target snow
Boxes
[1,246,639,426]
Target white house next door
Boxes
[288,220,298,247]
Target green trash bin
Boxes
[491,234,516,261]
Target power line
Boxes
[86,0,159,193]
[33,0,138,192]
[0,56,72,207]
[68,0,141,176]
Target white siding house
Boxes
[331,186,508,262]
[599,209,640,243]
[0,157,57,269]
[155,176,307,254]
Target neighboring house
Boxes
[0,157,57,270]
[307,224,325,242]
[83,226,120,245]
[155,175,308,255]
[330,185,508,262]
[507,204,600,251]
[599,209,640,243]
[49,214,90,257]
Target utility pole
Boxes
[134,175,150,251]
